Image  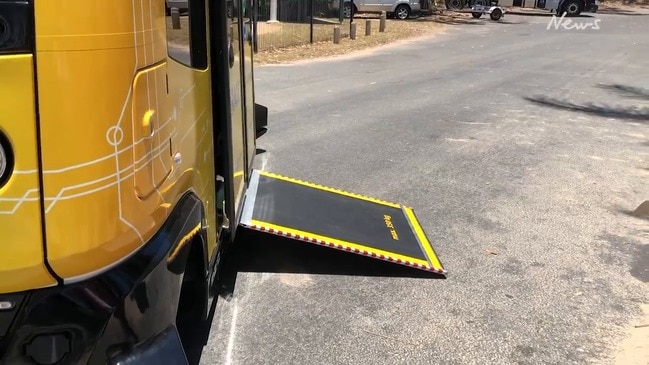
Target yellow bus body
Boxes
[0,0,218,293]
[0,54,55,292]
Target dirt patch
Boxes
[255,13,472,65]
[600,0,649,6]
[166,17,191,49]
[163,13,477,66]
[613,303,649,365]
[598,0,649,13]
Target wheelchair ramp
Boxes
[238,170,447,277]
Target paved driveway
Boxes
[201,9,649,365]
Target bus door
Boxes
[228,0,248,226]
[241,0,257,173]
[210,0,249,235]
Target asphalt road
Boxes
[201,9,649,365]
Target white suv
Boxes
[330,0,420,19]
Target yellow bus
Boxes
[0,0,446,363]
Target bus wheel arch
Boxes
[175,230,210,354]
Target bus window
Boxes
[166,0,208,69]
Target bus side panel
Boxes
[31,1,188,280]
[164,57,219,263]
[0,55,57,293]
[163,1,219,265]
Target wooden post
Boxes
[171,7,181,29]
[380,11,386,32]
[333,26,341,44]
[350,23,357,40]
[365,19,371,36]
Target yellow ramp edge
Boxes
[239,170,447,277]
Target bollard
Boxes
[171,7,181,29]
[365,19,371,36]
[333,26,341,44]
[380,11,386,32]
[350,23,357,40]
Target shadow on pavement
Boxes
[524,83,649,122]
[596,83,649,100]
[182,294,220,365]
[180,225,446,363]
[506,10,556,16]
[227,227,446,279]
[416,17,485,25]
[491,19,527,24]
[507,10,596,17]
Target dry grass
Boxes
[592,0,649,16]
[166,17,191,49]
[255,19,353,51]
[164,13,468,65]
[600,0,649,5]
[254,14,467,65]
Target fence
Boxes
[254,0,351,52]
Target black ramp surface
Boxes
[248,172,428,262]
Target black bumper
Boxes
[0,193,205,365]
[585,4,598,12]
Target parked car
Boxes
[329,0,421,19]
